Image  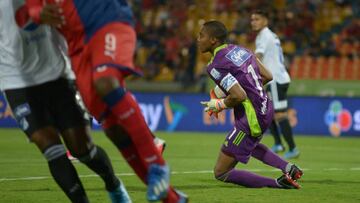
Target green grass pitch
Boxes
[0,128,360,203]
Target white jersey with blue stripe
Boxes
[0,0,72,91]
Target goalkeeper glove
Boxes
[200,98,227,113]
[208,89,219,118]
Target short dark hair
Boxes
[203,20,228,43]
[253,9,269,19]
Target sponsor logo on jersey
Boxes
[225,47,251,67]
[210,68,221,80]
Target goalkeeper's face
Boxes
[197,27,214,53]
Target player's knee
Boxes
[104,126,132,149]
[214,170,230,182]
[31,127,62,151]
[62,127,93,156]
[214,167,230,182]
[94,79,127,109]
[76,145,97,163]
[93,76,120,97]
[43,144,67,162]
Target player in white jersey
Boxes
[0,1,131,202]
[251,10,299,159]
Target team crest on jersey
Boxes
[210,68,221,80]
[13,3,39,31]
[225,47,251,67]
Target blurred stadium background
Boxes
[0,0,359,202]
[129,0,359,96]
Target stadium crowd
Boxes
[129,0,359,84]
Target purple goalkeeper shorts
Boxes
[221,127,262,164]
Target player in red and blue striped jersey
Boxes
[26,0,187,202]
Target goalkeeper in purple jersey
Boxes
[198,20,303,189]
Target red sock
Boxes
[119,144,147,183]
[163,187,180,203]
[110,92,165,166]
[104,90,179,201]
[120,144,180,202]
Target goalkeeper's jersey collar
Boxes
[208,44,228,65]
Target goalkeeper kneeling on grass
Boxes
[198,20,303,189]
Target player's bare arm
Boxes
[201,81,247,113]
[256,57,273,85]
[223,83,247,108]
[256,53,263,61]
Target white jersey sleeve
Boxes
[255,27,290,84]
[255,34,266,55]
[0,1,24,73]
[0,0,73,91]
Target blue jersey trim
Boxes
[73,0,134,42]
[94,63,143,77]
